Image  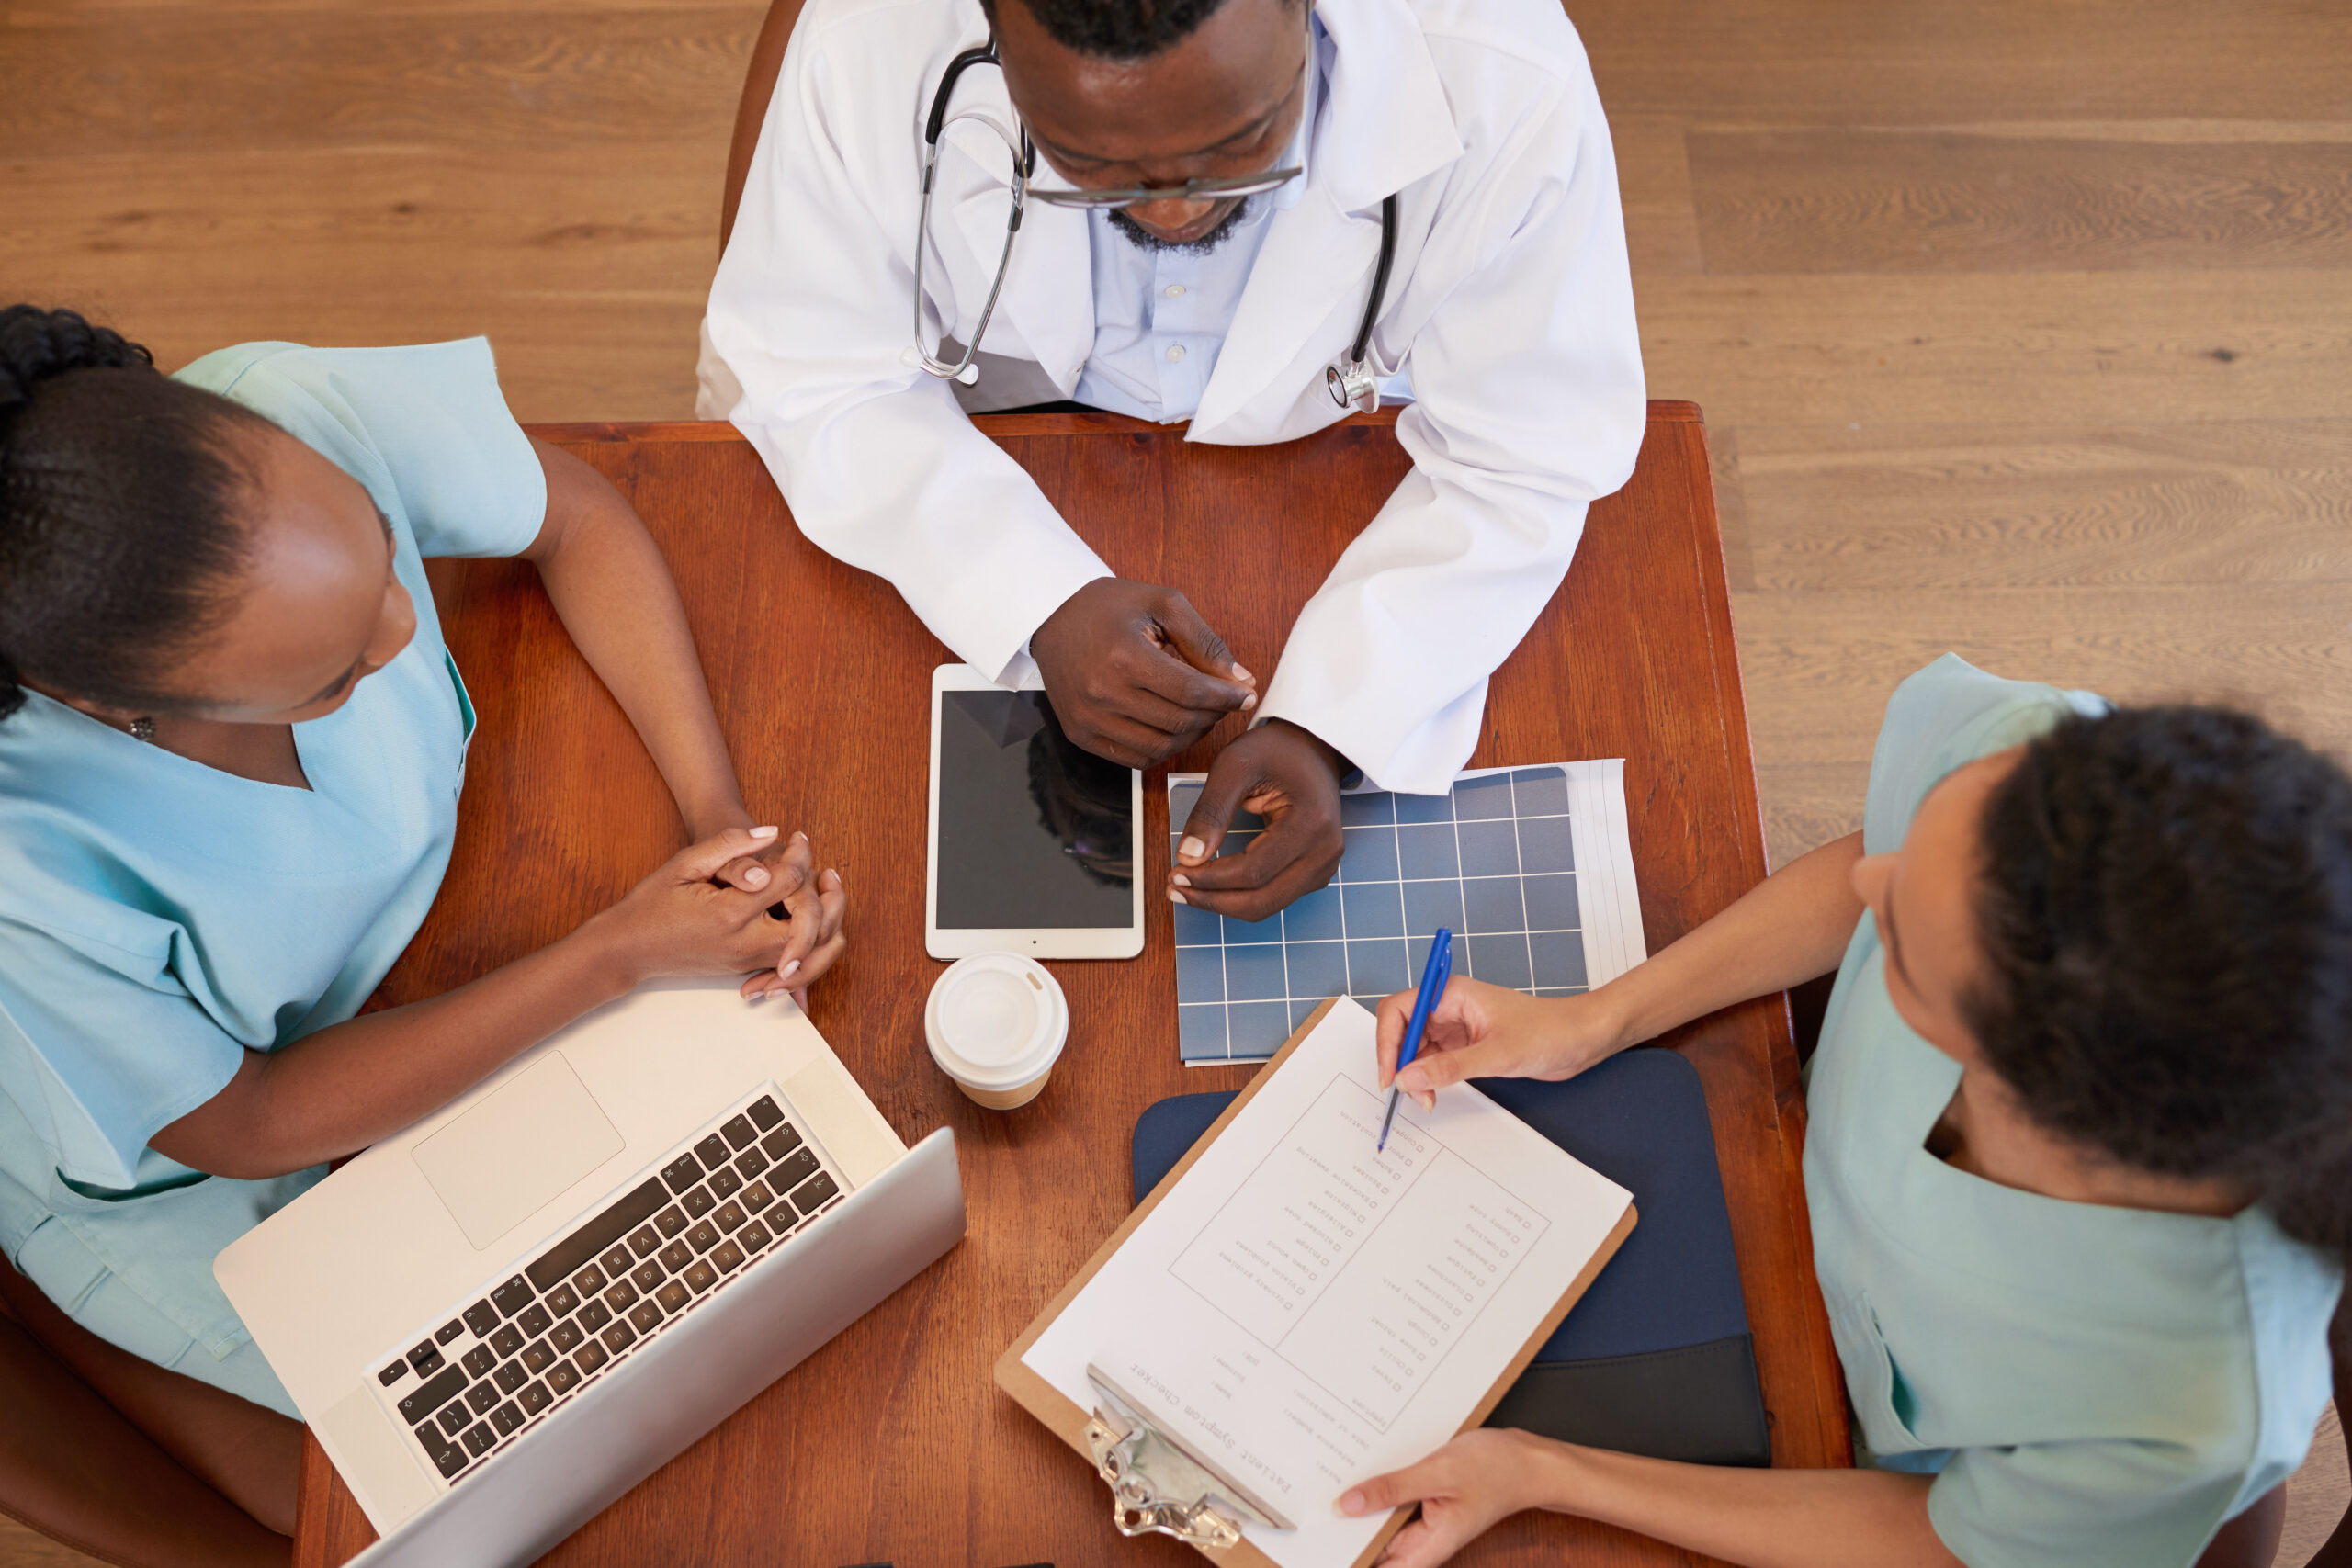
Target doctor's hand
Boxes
[1375,978,1628,1110]
[1031,578,1258,768]
[1170,720,1347,922]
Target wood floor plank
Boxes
[5,147,722,419]
[1641,270,2352,426]
[28,290,707,422]
[7,0,740,15]
[1731,579,2352,861]
[1690,131,2352,275]
[1611,115,1705,278]
[1728,421,2352,589]
[0,8,759,158]
[1735,582,2352,753]
[0,152,724,297]
[1575,0,2352,125]
[1,149,721,298]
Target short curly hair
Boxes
[987,0,1301,61]
[1963,705,2352,1262]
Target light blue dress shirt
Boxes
[0,339,544,1415]
[1070,18,1328,423]
[1805,654,2343,1568]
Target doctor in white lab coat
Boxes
[703,0,1644,920]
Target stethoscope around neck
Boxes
[910,39,1400,415]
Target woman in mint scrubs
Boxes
[0,308,848,1437]
[1341,656,2348,1568]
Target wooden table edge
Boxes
[524,400,1706,447]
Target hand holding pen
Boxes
[1375,972,1628,1107]
[1376,929,1452,1152]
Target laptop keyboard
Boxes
[368,1088,849,1485]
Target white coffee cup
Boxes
[924,952,1069,1110]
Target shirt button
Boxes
[1165,344,1186,363]
[1164,284,1186,299]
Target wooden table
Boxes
[296,404,1848,1568]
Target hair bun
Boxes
[0,307,154,424]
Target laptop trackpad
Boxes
[412,1053,626,1249]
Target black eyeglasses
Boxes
[1024,165,1305,210]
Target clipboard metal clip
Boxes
[1084,1371,1279,1550]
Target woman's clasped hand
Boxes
[587,824,848,1007]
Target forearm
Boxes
[1527,1439,1959,1568]
[153,919,639,1179]
[526,438,748,837]
[1591,831,1865,1050]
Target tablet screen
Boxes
[935,689,1136,931]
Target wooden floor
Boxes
[1,0,2345,1562]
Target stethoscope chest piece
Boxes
[1324,193,1399,417]
[1326,358,1380,414]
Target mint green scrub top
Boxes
[0,340,544,1416]
[1805,654,2344,1568]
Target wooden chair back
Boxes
[720,0,817,254]
[0,1263,294,1566]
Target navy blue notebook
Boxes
[1132,1048,1772,1466]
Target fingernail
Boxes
[780,960,801,979]
[1169,888,1187,905]
[1240,693,1259,712]
[745,866,769,888]
[1419,1091,1436,1112]
[1337,1489,1363,1517]
[794,829,807,841]
[752,825,778,839]
[1231,663,1254,682]
[1178,836,1205,862]
[1171,874,1192,888]
[762,988,782,1001]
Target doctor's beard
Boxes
[1108,197,1250,255]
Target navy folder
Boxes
[1131,1048,1772,1466]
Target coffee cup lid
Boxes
[925,953,1067,1089]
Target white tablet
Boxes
[927,663,1145,961]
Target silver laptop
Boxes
[216,976,964,1568]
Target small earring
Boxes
[128,716,154,743]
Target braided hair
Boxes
[1964,706,2352,1265]
[0,306,262,721]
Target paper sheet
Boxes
[1021,999,1633,1568]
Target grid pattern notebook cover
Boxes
[1169,761,1647,1065]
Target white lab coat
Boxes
[704,0,1645,794]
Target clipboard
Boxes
[994,998,1639,1568]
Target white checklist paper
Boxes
[1020,998,1633,1568]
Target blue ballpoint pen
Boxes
[1377,928,1453,1153]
